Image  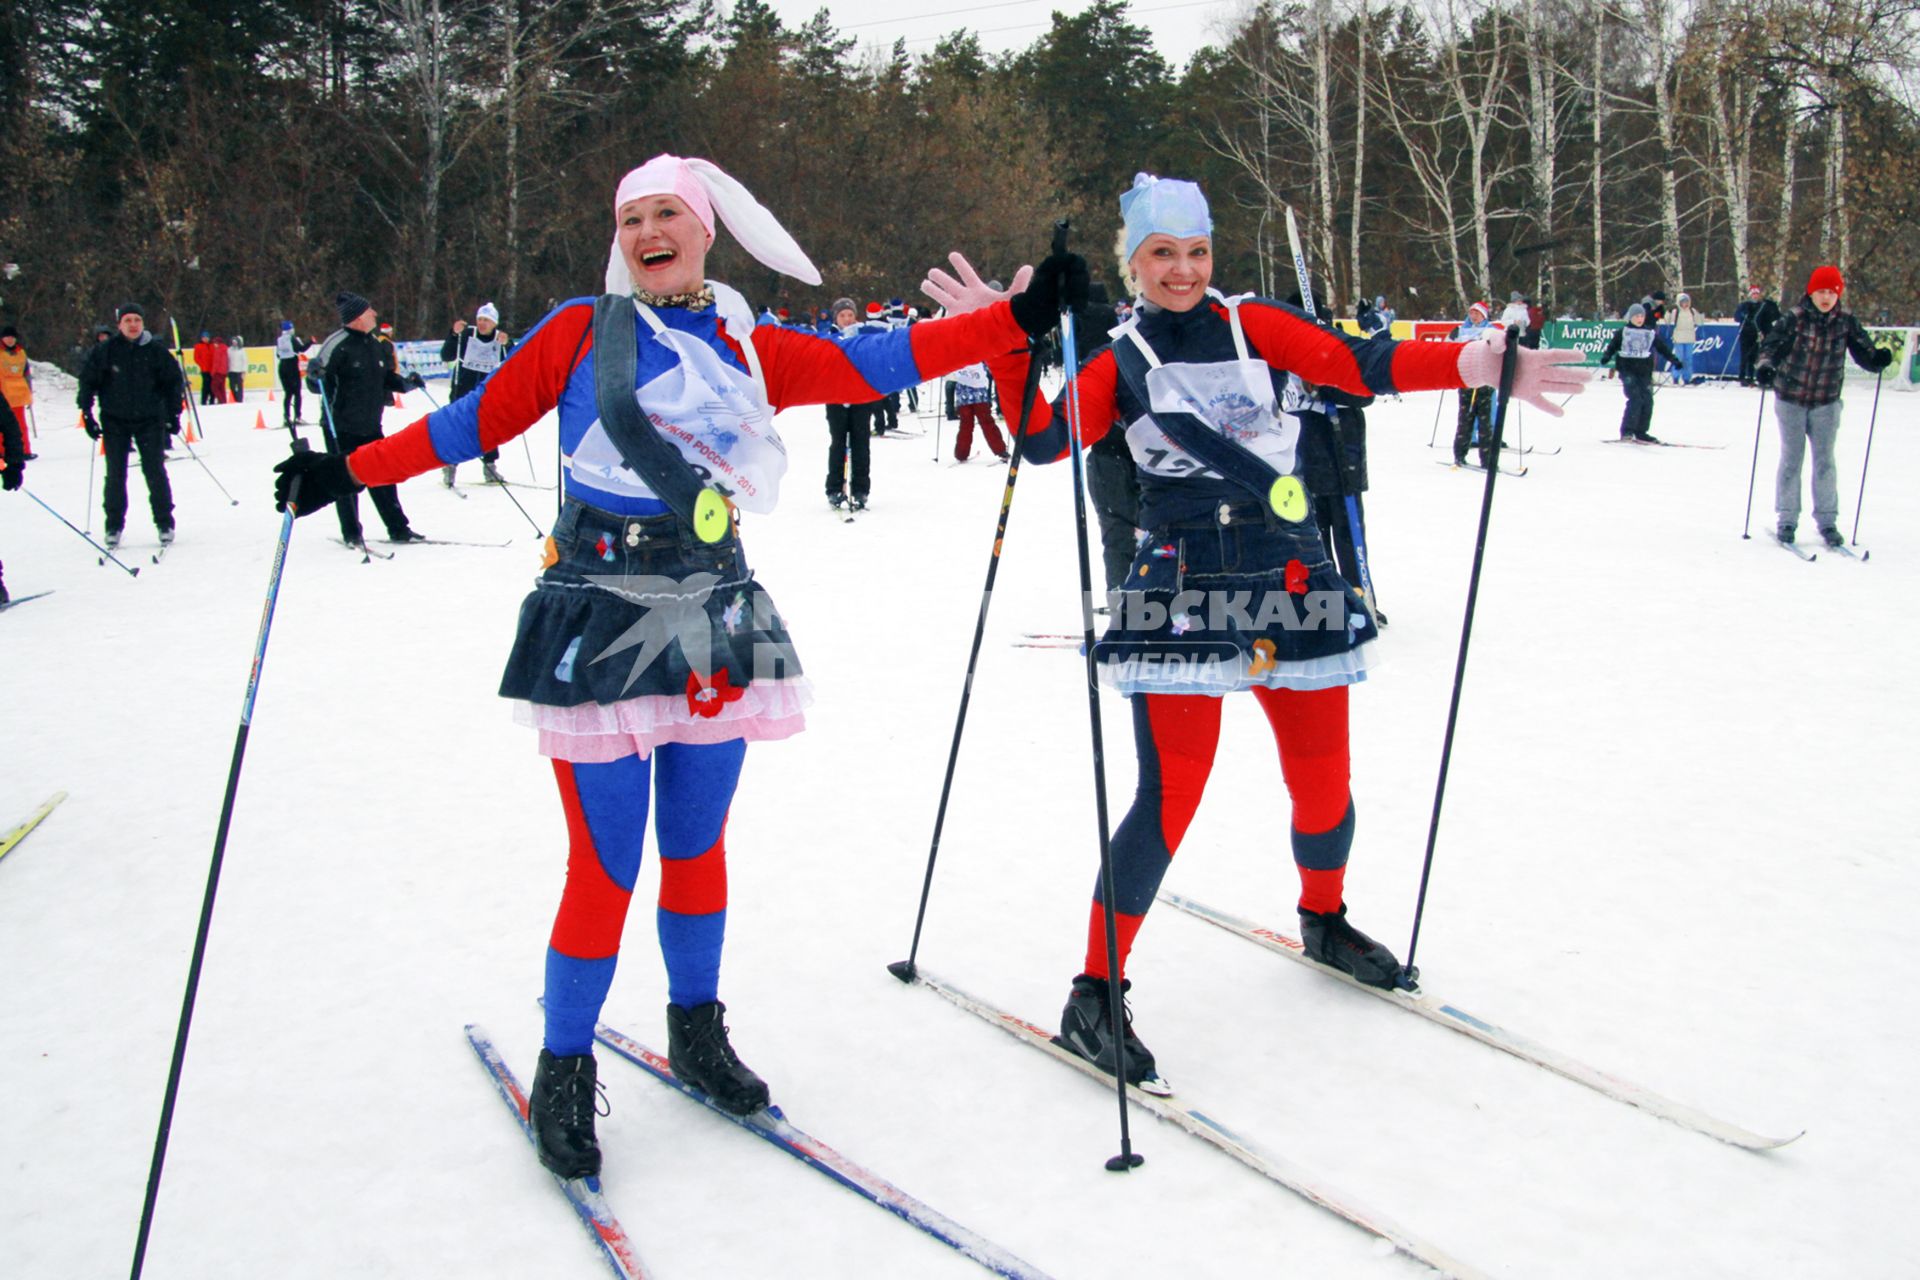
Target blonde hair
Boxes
[1115,224,1140,298]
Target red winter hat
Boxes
[1807,265,1845,295]
[866,301,883,317]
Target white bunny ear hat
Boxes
[603,154,823,296]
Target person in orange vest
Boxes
[0,326,33,464]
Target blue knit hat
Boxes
[1120,173,1212,262]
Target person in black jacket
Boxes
[1598,303,1677,443]
[309,292,423,545]
[76,303,183,548]
[1732,286,1780,387]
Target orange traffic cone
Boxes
[254,409,268,431]
[268,387,277,401]
[184,416,200,444]
[392,393,405,408]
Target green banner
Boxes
[1541,320,1622,366]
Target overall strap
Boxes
[590,294,730,543]
[1111,304,1307,523]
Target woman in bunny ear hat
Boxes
[929,171,1591,1092]
[274,154,1078,1179]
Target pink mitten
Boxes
[1455,327,1593,416]
[922,252,1035,318]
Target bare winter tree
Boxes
[1376,0,1518,305]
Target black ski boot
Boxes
[666,1001,770,1115]
[529,1049,605,1179]
[1820,526,1845,548]
[1056,974,1165,1091]
[1300,905,1414,990]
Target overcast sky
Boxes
[760,0,1247,74]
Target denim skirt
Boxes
[499,499,809,761]
[1095,500,1375,696]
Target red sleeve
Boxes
[736,326,883,409]
[905,304,1028,381]
[991,345,1122,460]
[746,303,1028,410]
[348,302,593,488]
[1236,302,1465,396]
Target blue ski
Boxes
[589,1016,1056,1280]
[464,1025,650,1279]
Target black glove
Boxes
[1008,248,1091,340]
[168,416,182,438]
[405,371,427,390]
[1872,347,1895,371]
[273,449,362,516]
[82,409,101,440]
[1755,364,1776,388]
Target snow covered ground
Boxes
[2,373,1915,1280]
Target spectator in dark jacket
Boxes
[1598,303,1677,443]
[76,303,184,547]
[309,291,423,546]
[1732,286,1780,386]
[1756,265,1892,546]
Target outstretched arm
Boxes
[346,301,593,487]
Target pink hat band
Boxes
[614,156,715,241]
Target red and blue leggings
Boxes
[543,740,745,1055]
[1085,687,1353,981]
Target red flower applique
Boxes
[686,668,745,718]
[1284,559,1309,594]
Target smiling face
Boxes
[1130,234,1212,312]
[617,194,709,297]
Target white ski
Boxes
[1159,891,1801,1152]
[902,964,1493,1280]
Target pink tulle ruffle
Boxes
[513,677,813,762]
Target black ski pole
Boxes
[1403,328,1524,981]
[1427,390,1445,448]
[24,488,140,576]
[1850,371,1882,547]
[1054,227,1140,1173]
[175,432,240,506]
[128,460,307,1280]
[1740,387,1769,539]
[889,345,1046,983]
[417,378,544,538]
[85,435,98,534]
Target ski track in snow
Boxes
[2,382,1915,1279]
